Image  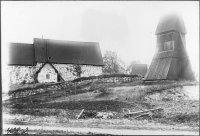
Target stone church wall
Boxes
[81,65,102,77]
[8,63,103,84]
[53,64,103,81]
[8,66,35,85]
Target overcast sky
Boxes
[1,1,199,87]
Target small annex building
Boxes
[130,64,148,77]
[8,38,104,84]
[144,12,195,81]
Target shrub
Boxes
[96,86,111,97]
[21,80,26,84]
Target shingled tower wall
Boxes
[144,12,195,80]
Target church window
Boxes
[46,74,50,79]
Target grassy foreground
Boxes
[3,79,199,133]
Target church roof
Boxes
[8,43,35,66]
[34,38,104,66]
[155,12,187,35]
[8,38,104,66]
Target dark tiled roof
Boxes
[8,43,36,66]
[155,12,187,35]
[8,38,104,66]
[34,38,47,63]
[34,38,103,66]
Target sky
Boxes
[1,1,199,89]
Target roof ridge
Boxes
[10,42,33,45]
[34,38,99,44]
[155,12,186,35]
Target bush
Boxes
[21,80,26,84]
[96,86,111,97]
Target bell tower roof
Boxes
[155,12,187,35]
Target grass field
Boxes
[3,79,199,134]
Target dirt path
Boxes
[3,124,199,135]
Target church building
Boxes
[8,38,104,84]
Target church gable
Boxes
[37,63,58,83]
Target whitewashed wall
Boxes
[8,63,103,84]
[37,63,57,83]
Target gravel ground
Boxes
[3,124,199,135]
[183,85,199,100]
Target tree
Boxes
[103,51,126,74]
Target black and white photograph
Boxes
[1,1,199,135]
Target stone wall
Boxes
[8,63,43,84]
[8,66,35,84]
[81,65,102,77]
[9,74,143,98]
[8,63,103,84]
[53,64,76,81]
[53,64,103,81]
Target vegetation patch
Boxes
[95,86,112,98]
[73,74,141,82]
[4,80,199,129]
[32,129,113,135]
[11,100,138,112]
